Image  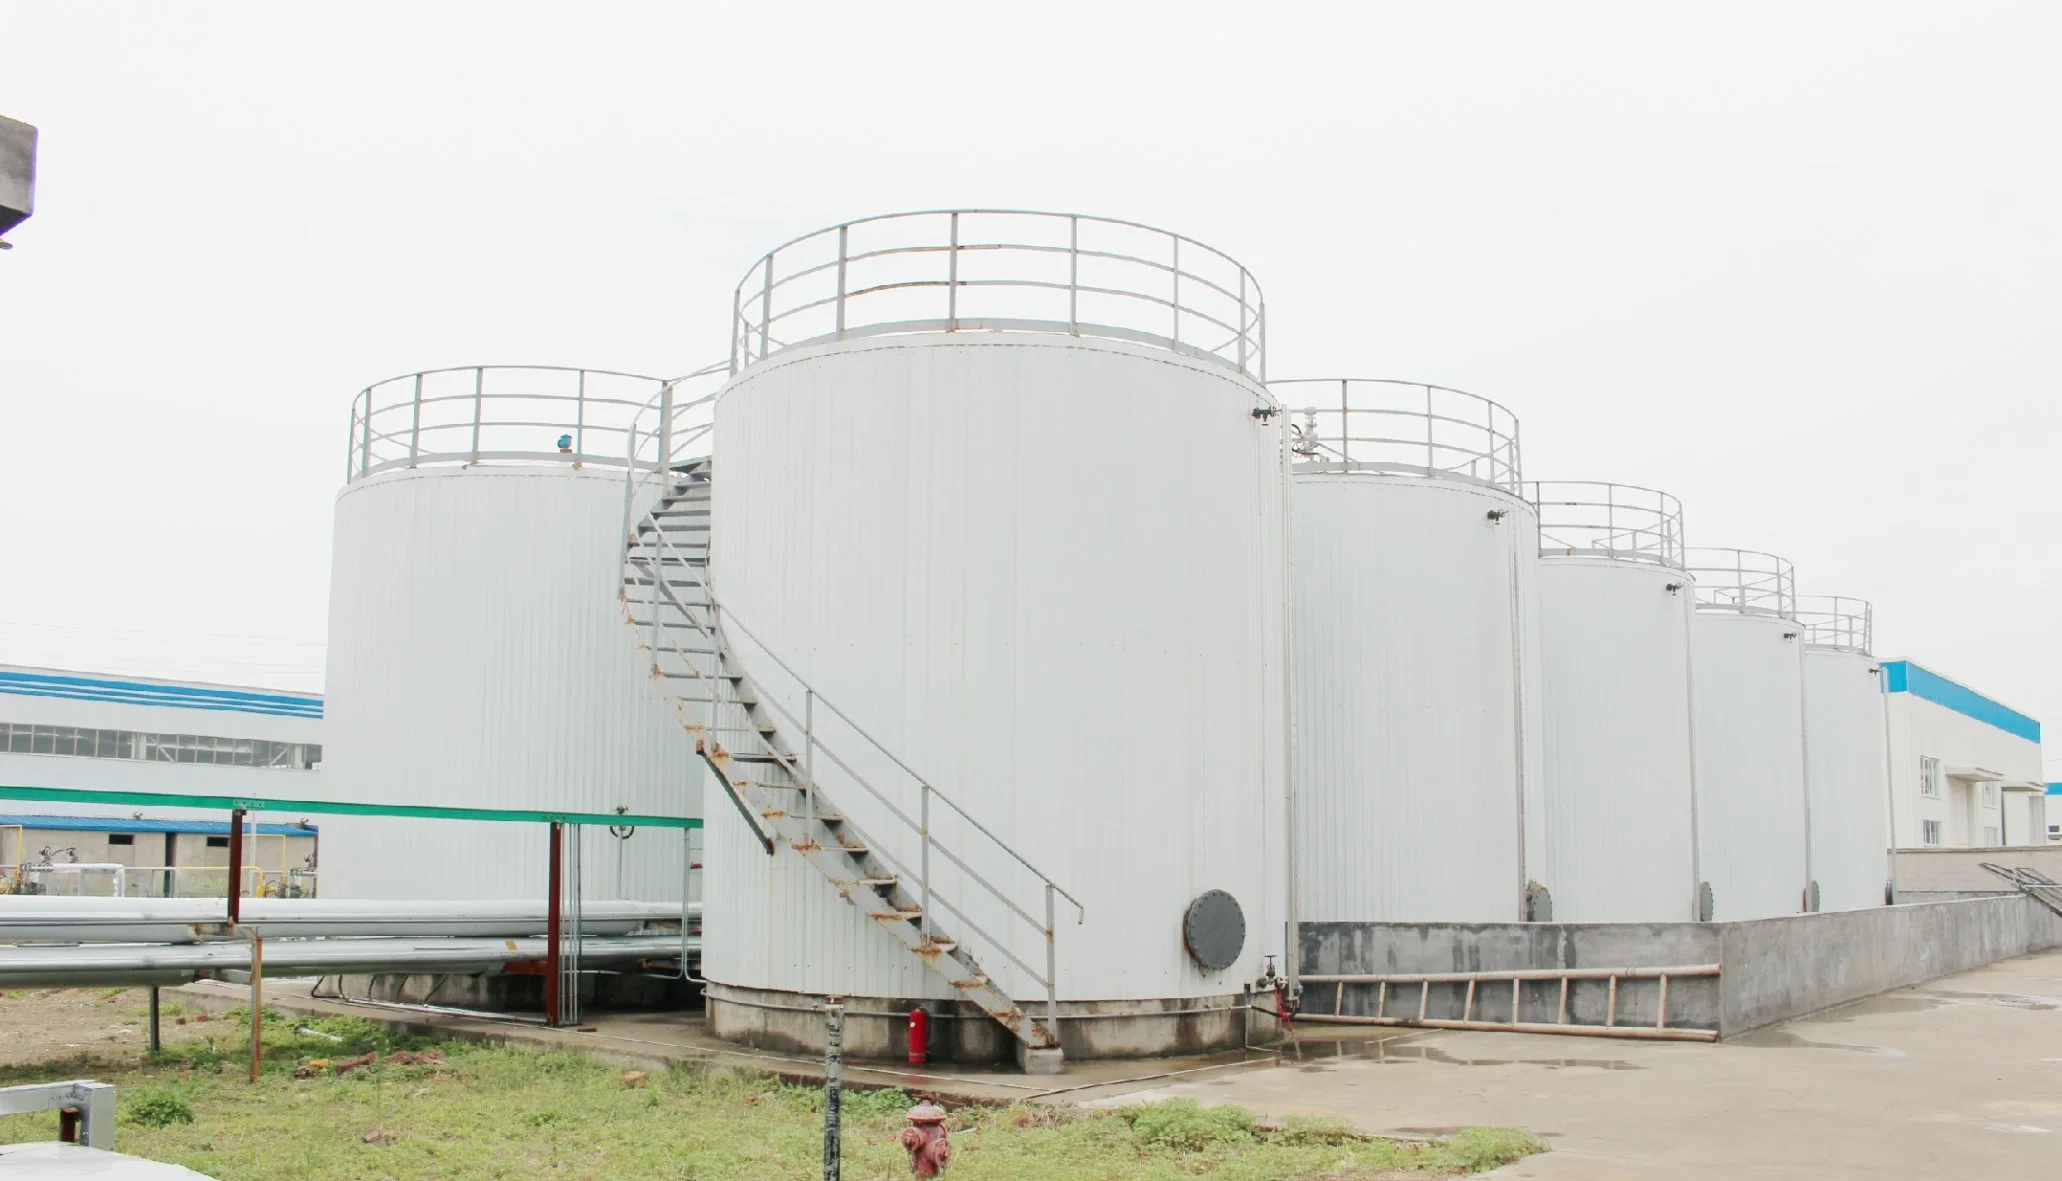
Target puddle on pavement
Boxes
[1733,1029,1906,1056]
[1924,990,2062,1011]
[1287,1038,1641,1072]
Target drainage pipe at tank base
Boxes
[0,934,689,988]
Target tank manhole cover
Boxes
[1182,889,1245,971]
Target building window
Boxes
[204,836,229,848]
[1921,820,1943,846]
[1919,756,1941,798]
[1983,826,2001,846]
[1981,783,1998,808]
[1,721,313,769]
[107,834,135,846]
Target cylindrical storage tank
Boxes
[1277,379,1540,923]
[1796,596,1890,911]
[702,211,1287,1061]
[1686,548,1809,920]
[1523,482,1699,922]
[321,366,704,901]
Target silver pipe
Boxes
[0,898,689,944]
[0,934,691,989]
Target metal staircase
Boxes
[616,387,1080,1070]
[1978,863,2062,917]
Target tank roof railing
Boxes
[1274,378,1523,495]
[1684,547,1798,619]
[346,364,726,485]
[730,209,1266,383]
[1526,481,1685,569]
[1796,595,1874,654]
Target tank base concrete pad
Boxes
[1301,892,2062,1038]
[704,980,1281,1064]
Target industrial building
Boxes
[6,205,2055,1073]
[1882,660,2045,848]
[0,666,325,895]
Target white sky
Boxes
[1,2,2057,773]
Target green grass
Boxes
[0,1008,1545,1179]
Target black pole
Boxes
[147,987,161,1054]
[823,998,843,1181]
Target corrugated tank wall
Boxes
[1691,612,1809,920]
[1803,648,1891,910]
[320,466,701,900]
[701,334,1287,1003]
[1292,474,1537,923]
[1527,558,1699,921]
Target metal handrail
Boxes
[621,412,1083,1014]
[730,209,1266,382]
[1274,378,1523,494]
[347,365,674,482]
[1796,595,1873,653]
[1526,481,1686,569]
[1684,547,1797,619]
[628,529,1083,1008]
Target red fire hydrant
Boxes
[899,1097,952,1176]
[907,1007,929,1066]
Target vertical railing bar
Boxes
[1376,980,1387,1019]
[1512,976,1521,1024]
[1334,980,1344,1016]
[835,225,849,339]
[1068,216,1079,335]
[920,783,931,941]
[356,392,371,479]
[1657,974,1670,1029]
[1558,975,1569,1024]
[1607,975,1620,1027]
[759,254,774,362]
[468,367,484,465]
[1236,269,1248,375]
[731,282,745,375]
[1044,883,1058,1043]
[573,370,587,457]
[1418,980,1430,1022]
[1425,384,1436,475]
[1463,978,1477,1021]
[946,213,960,331]
[408,374,423,468]
[1170,236,1181,347]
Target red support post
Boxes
[545,821,563,1027]
[226,808,246,925]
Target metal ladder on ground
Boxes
[1978,863,2062,917]
[617,391,1081,1067]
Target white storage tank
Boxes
[1523,482,1699,922]
[699,211,1288,1060]
[1686,547,1809,920]
[1277,379,1541,923]
[1796,596,1890,911]
[321,366,704,901]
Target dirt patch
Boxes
[0,987,209,1068]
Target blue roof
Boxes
[0,669,322,719]
[0,813,316,836]
[1882,661,2041,744]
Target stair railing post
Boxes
[804,690,816,829]
[469,366,484,465]
[646,533,662,660]
[658,379,675,478]
[1045,883,1058,1041]
[919,783,931,940]
[407,373,423,468]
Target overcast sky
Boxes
[2,2,2057,773]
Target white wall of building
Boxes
[1884,660,2044,850]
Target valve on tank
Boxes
[900,1096,952,1176]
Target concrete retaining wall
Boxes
[1301,893,2062,1038]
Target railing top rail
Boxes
[1275,377,1523,494]
[1525,480,1687,569]
[1796,594,1874,653]
[347,364,675,483]
[730,209,1266,383]
[1684,546,1797,619]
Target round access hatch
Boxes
[1182,889,1245,972]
